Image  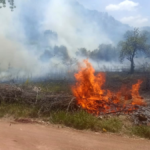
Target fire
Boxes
[72,60,145,114]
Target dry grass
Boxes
[0,102,39,118]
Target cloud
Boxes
[120,15,149,27]
[105,0,139,11]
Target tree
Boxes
[119,28,150,74]
[90,44,118,61]
[0,0,15,11]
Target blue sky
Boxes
[77,0,150,27]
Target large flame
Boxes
[72,60,145,114]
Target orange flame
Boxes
[72,60,145,114]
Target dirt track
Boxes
[0,120,150,150]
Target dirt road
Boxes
[0,120,149,150]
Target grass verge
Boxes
[0,102,150,139]
[131,126,150,139]
[0,102,39,118]
[50,110,123,132]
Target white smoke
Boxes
[43,0,112,54]
[0,0,117,81]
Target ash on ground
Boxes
[132,105,150,126]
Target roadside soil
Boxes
[0,119,150,150]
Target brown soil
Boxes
[0,119,150,150]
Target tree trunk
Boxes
[130,58,134,74]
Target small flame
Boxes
[72,60,145,114]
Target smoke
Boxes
[17,0,112,52]
[43,0,112,52]
[0,0,132,81]
[0,7,33,80]
[76,44,119,62]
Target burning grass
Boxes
[0,60,150,139]
[72,60,146,115]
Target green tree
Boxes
[0,0,15,11]
[119,28,150,74]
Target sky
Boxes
[77,0,150,27]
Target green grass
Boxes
[50,110,123,132]
[0,102,39,118]
[131,126,150,139]
[99,117,123,133]
[50,110,100,131]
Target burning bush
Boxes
[72,60,146,115]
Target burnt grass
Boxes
[0,72,150,139]
[104,72,150,93]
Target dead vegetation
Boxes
[0,83,76,114]
[0,72,150,139]
[104,72,150,92]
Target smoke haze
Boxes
[0,0,148,81]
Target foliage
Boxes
[119,28,150,73]
[0,0,15,10]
